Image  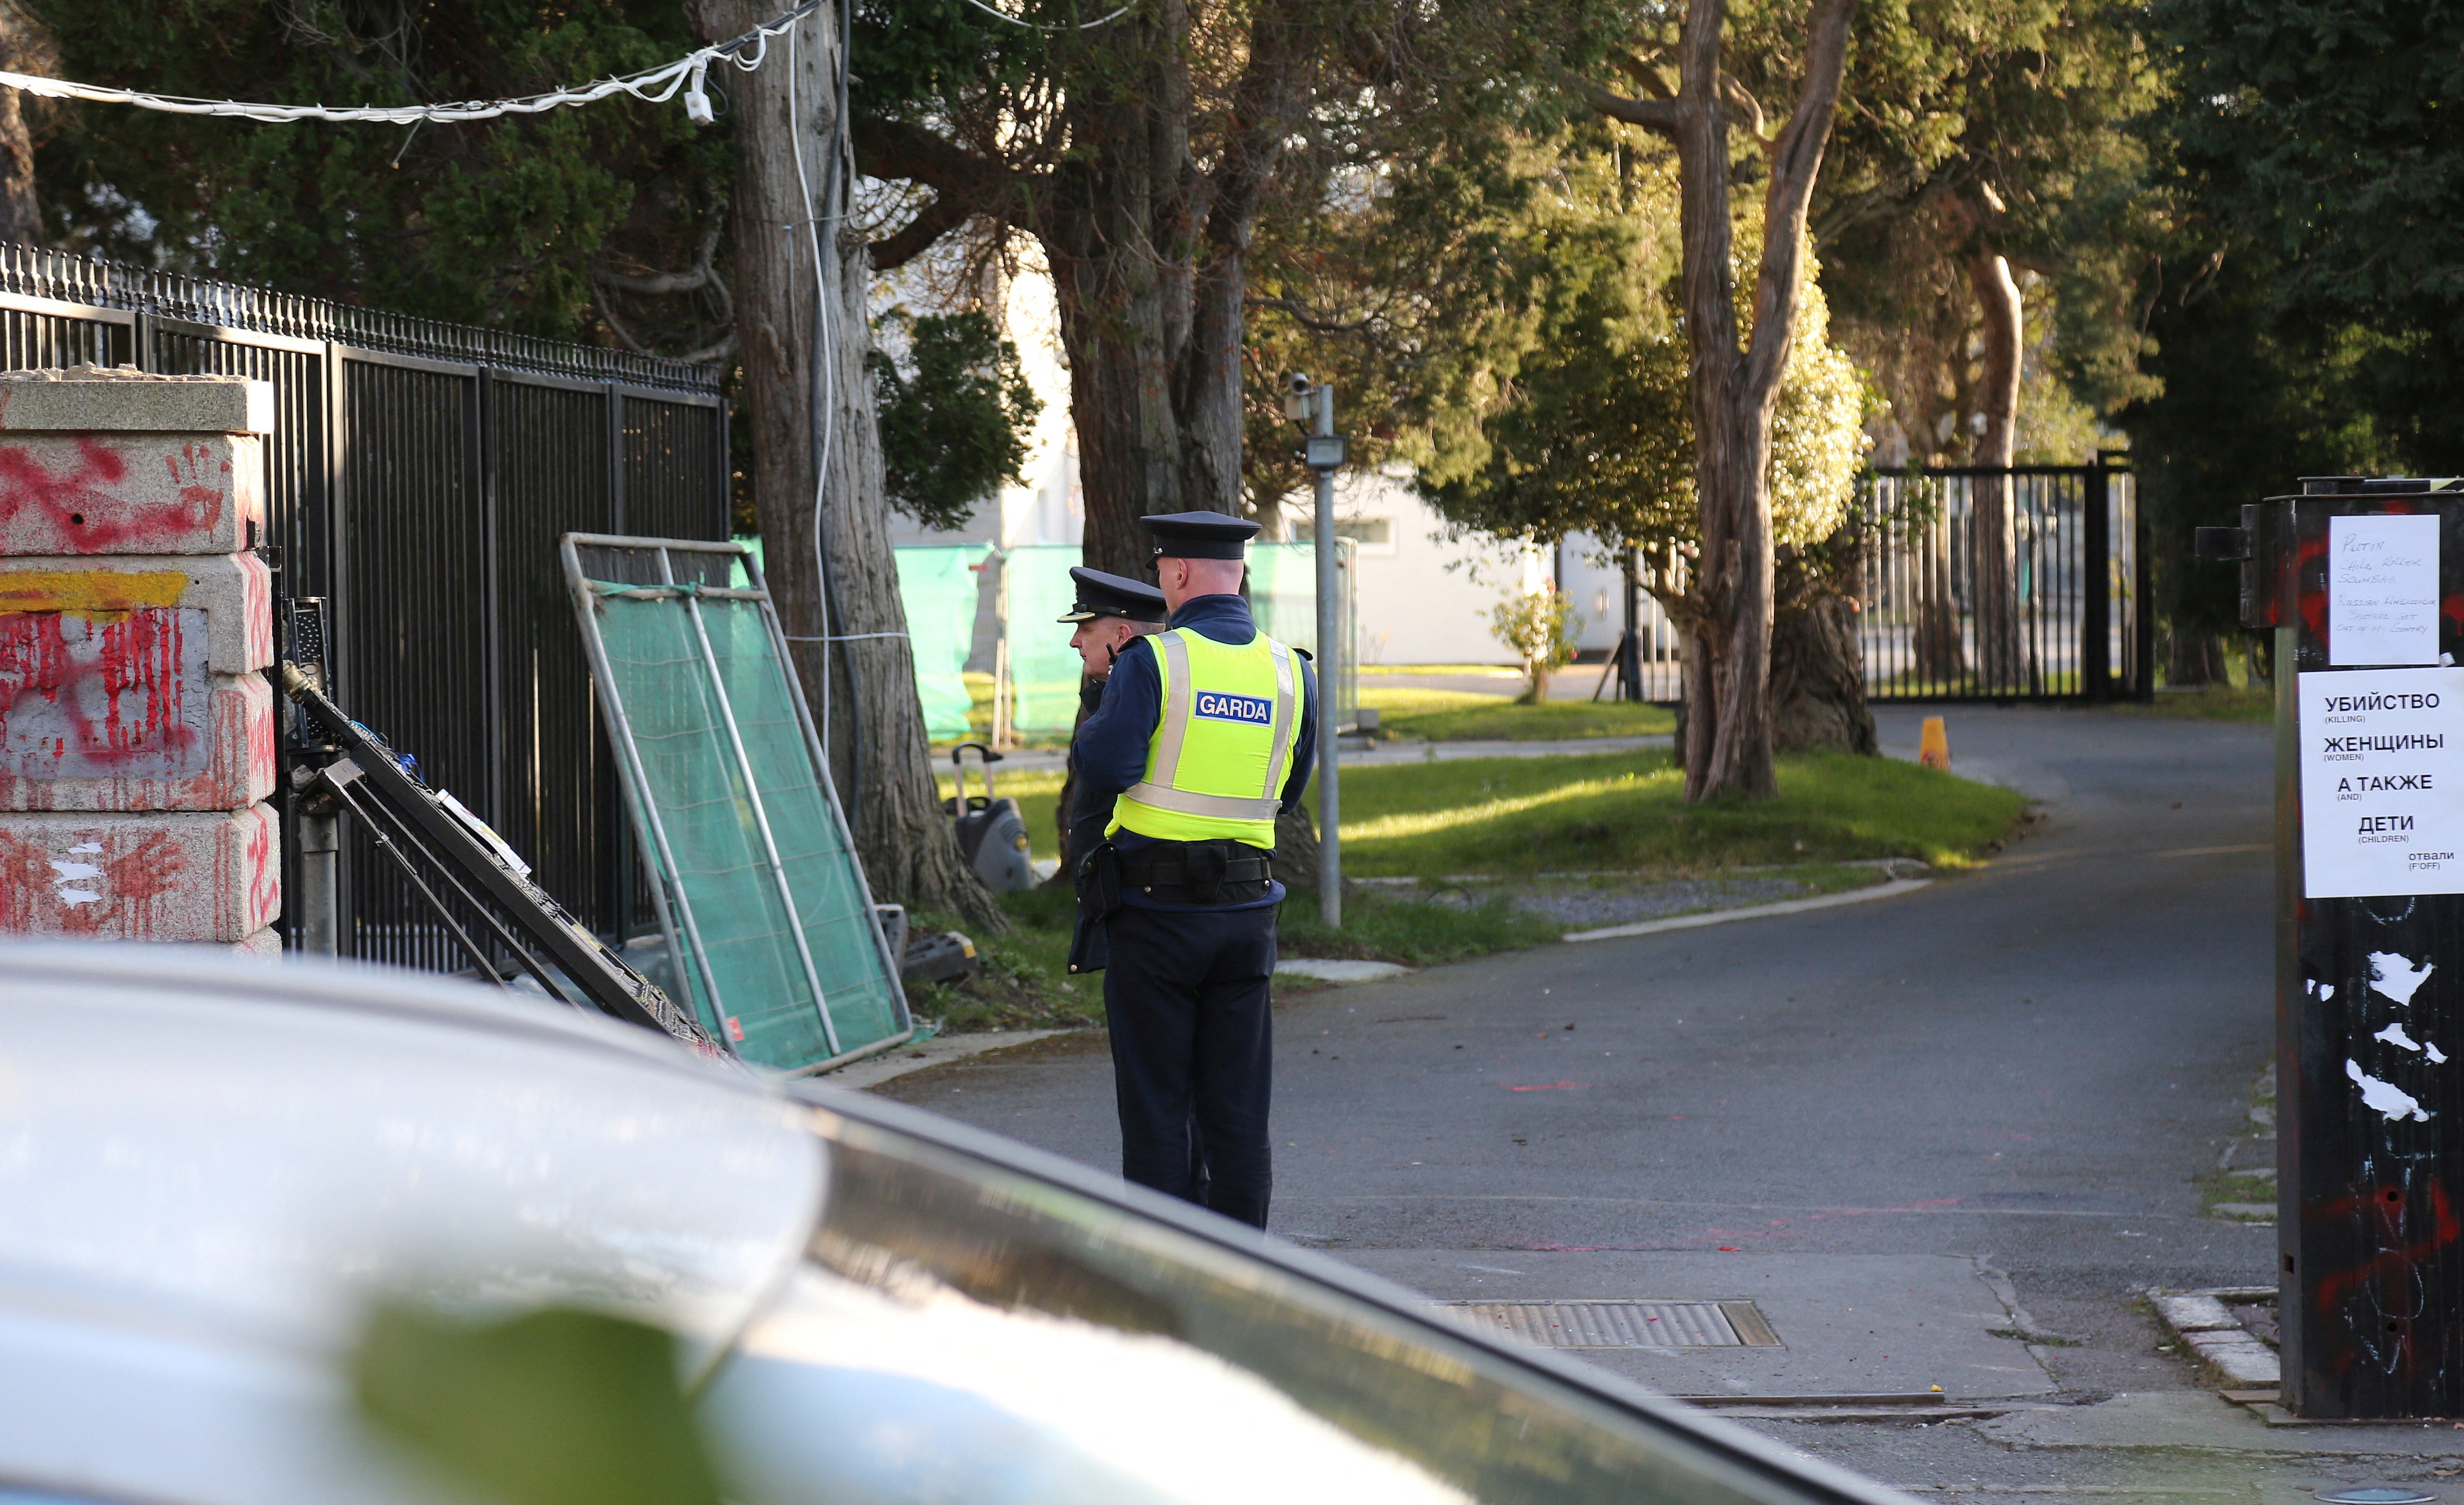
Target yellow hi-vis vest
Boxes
[1107,627,1302,848]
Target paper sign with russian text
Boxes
[2300,667,2464,896]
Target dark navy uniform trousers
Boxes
[1101,901,1276,1228]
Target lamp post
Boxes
[1286,374,1347,927]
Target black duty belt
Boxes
[1119,839,1272,905]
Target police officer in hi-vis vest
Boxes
[1068,512,1318,1229]
[1055,566,1167,977]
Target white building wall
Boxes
[1285,468,1542,666]
[1555,534,1640,653]
[867,225,1577,671]
[877,242,1082,551]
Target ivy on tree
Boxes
[870,310,1043,531]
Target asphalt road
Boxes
[880,705,2464,1498]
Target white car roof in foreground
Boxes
[0,944,824,1505]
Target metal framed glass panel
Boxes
[562,534,909,1074]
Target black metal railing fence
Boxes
[1589,458,2146,706]
[0,243,728,969]
[1856,459,2145,701]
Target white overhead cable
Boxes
[0,1,826,126]
[955,0,1136,31]
[0,0,1133,128]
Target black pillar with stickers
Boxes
[2213,477,2464,1418]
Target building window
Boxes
[1290,517,1394,553]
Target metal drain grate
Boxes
[1443,1300,1782,1349]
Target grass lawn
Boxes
[2096,685,2273,724]
[1373,694,1674,742]
[1338,748,2025,876]
[938,748,2022,880]
[901,881,1565,1034]
[1359,663,1521,677]
[905,746,2024,1030]
[1362,682,1674,741]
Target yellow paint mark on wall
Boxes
[0,570,188,614]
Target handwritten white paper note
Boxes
[2332,513,2442,665]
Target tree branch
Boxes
[1741,0,1858,405]
[854,116,1040,234]
[1243,293,1375,333]
[1614,49,1676,101]
[595,218,725,295]
[1575,76,1684,136]
[870,192,975,272]
[1719,72,1771,145]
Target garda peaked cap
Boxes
[1142,510,1260,561]
[1057,566,1167,624]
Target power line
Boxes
[0,2,826,126]
[0,0,1133,127]
[955,0,1136,31]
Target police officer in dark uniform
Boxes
[1068,513,1317,1229]
[1054,567,1167,976]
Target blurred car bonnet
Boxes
[0,945,1912,1505]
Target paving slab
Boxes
[1338,1248,2054,1400]
[1979,1391,2464,1457]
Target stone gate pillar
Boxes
[0,366,280,955]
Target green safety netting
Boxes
[894,544,989,742]
[999,539,1358,737]
[565,537,907,1074]
[1003,543,1088,738]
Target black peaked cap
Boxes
[1142,510,1260,561]
[1057,565,1167,623]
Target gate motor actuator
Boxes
[276,661,719,1058]
[2213,477,2464,1419]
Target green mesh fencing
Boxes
[567,538,906,1073]
[1247,539,1357,729]
[895,544,988,742]
[1002,543,1088,738]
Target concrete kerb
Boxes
[2152,1286,2283,1393]
[1561,876,1935,943]
[827,1027,1074,1089]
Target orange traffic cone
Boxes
[1918,716,1950,770]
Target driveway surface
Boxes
[880,705,2464,1499]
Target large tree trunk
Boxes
[1659,0,1856,800]
[825,239,1003,926]
[696,0,998,929]
[1036,3,1299,576]
[1913,490,1967,681]
[2166,628,2228,687]
[1967,250,2026,692]
[0,12,46,246]
[1770,540,1878,755]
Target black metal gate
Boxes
[0,244,728,967]
[1856,457,2149,701]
